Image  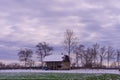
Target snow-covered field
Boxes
[0,69,120,75]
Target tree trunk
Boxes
[76,53,79,67]
[100,56,103,67]
[40,55,43,68]
[108,57,109,68]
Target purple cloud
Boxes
[0,0,120,62]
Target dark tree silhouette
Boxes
[74,44,85,67]
[99,46,106,67]
[116,49,120,68]
[92,43,99,65]
[82,47,94,68]
[18,48,33,67]
[64,29,77,57]
[107,46,114,68]
[36,42,53,66]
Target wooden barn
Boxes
[43,55,70,70]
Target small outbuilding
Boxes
[43,54,70,70]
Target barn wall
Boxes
[61,62,70,70]
[46,62,61,70]
[46,61,70,70]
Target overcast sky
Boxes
[0,0,120,63]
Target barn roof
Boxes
[43,55,64,62]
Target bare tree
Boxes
[82,47,94,68]
[107,46,115,68]
[18,48,33,67]
[116,49,120,68]
[99,46,106,67]
[92,43,99,65]
[64,29,77,57]
[36,42,53,66]
[74,44,85,67]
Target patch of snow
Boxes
[0,69,120,75]
[43,54,64,62]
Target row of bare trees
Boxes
[64,29,120,68]
[18,42,53,67]
[18,49,33,67]
[16,29,120,68]
[74,44,120,68]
